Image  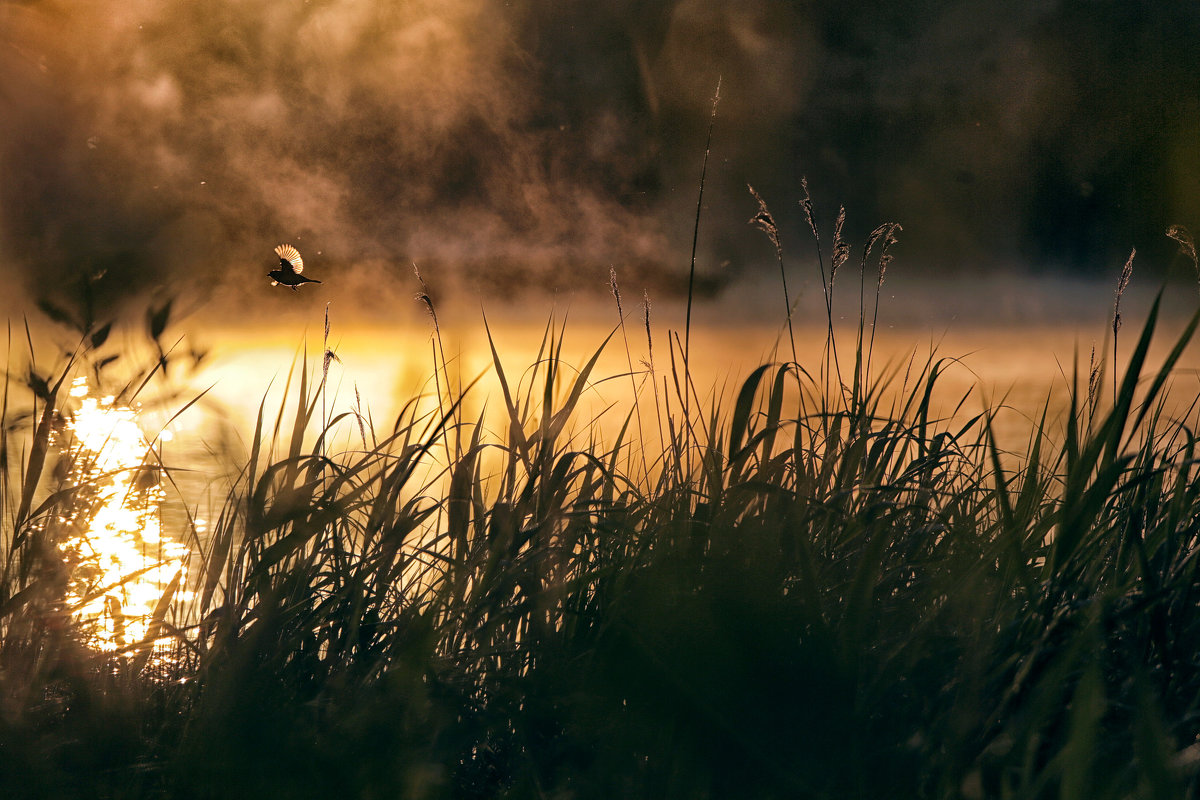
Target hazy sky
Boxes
[2,0,1198,322]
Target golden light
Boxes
[58,377,193,655]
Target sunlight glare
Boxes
[58,377,193,654]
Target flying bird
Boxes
[268,244,322,290]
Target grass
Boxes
[3,205,1200,799]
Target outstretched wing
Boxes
[274,244,304,274]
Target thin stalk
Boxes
[684,78,720,483]
[748,185,796,363]
[864,223,900,398]
[414,264,456,463]
[644,291,666,464]
[610,268,650,480]
[800,179,845,406]
[1113,249,1134,407]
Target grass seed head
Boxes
[831,206,849,283]
[353,385,368,447]
[1113,248,1135,334]
[864,222,902,286]
[1087,344,1101,408]
[879,223,902,285]
[800,176,818,242]
[609,266,624,317]
[1167,225,1198,292]
[748,184,781,253]
[642,290,654,369]
[1166,224,1197,266]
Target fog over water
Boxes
[2,0,1199,334]
[10,6,1200,767]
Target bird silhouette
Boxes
[268,244,322,290]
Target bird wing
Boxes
[274,244,304,274]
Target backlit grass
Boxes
[3,207,1200,799]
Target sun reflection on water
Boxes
[58,377,192,655]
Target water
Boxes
[178,302,1200,457]
[45,276,1200,653]
[56,378,192,655]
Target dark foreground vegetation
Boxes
[4,204,1200,799]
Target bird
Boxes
[268,244,322,290]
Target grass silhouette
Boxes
[3,198,1200,799]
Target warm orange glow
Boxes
[58,377,192,654]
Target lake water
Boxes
[170,274,1200,466]
[34,274,1200,652]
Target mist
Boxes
[0,0,669,320]
[2,0,1199,324]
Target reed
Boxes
[3,205,1200,799]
